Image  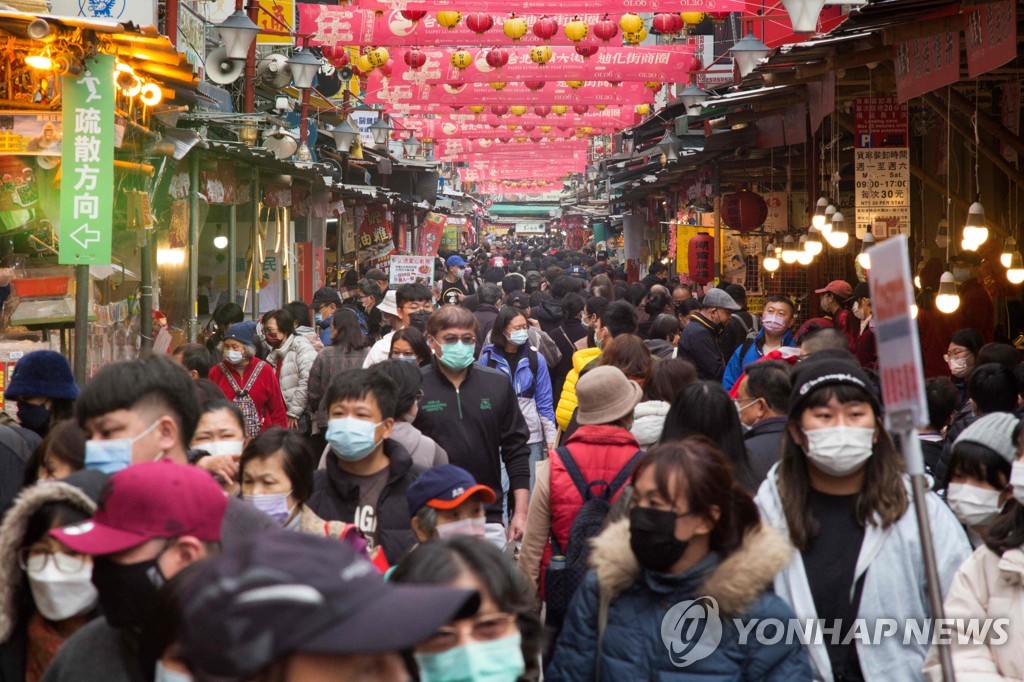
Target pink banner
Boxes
[405,123,603,140]
[365,80,653,107]
[382,46,695,84]
[395,110,635,130]
[964,0,1016,78]
[893,30,959,103]
[348,0,753,14]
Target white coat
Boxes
[267,334,317,420]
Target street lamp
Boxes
[216,10,260,60]
[781,0,828,33]
[657,129,679,163]
[403,134,420,158]
[730,34,770,78]
[677,83,710,116]
[288,49,321,89]
[370,115,392,147]
[330,117,360,153]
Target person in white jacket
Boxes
[630,357,697,447]
[755,349,971,682]
[263,308,318,430]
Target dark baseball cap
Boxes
[406,465,496,517]
[179,531,478,678]
[567,265,588,280]
[951,251,982,266]
[311,286,342,308]
[507,291,532,309]
[365,268,388,282]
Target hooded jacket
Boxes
[722,328,797,392]
[630,400,670,447]
[555,347,601,431]
[534,300,565,334]
[643,338,676,360]
[478,344,557,445]
[546,519,811,681]
[266,333,318,421]
[678,312,726,381]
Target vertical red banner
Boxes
[296,242,313,304]
[965,0,1017,78]
[893,30,960,103]
[417,212,447,257]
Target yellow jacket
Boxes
[555,347,602,430]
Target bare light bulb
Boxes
[935,271,961,313]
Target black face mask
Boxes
[16,401,50,435]
[92,554,167,629]
[629,506,689,573]
[408,310,431,332]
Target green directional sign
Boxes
[59,53,114,265]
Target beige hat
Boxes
[577,366,643,425]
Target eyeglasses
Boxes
[439,335,476,345]
[419,612,517,653]
[943,349,972,362]
[19,550,89,573]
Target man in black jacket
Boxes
[735,360,791,485]
[309,369,421,565]
[677,288,742,381]
[414,305,532,546]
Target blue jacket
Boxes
[547,519,811,682]
[478,344,557,445]
[721,328,796,391]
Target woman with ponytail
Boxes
[547,437,809,681]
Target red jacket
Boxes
[850,321,877,370]
[830,307,857,352]
[209,359,288,432]
[541,425,640,581]
[960,278,995,343]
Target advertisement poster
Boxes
[357,204,395,272]
[854,97,910,240]
[416,212,446,256]
[0,112,62,157]
[441,216,465,251]
[389,255,435,286]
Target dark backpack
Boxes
[544,446,641,627]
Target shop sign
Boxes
[389,255,435,286]
[760,191,788,234]
[964,0,1017,79]
[417,212,446,256]
[257,0,296,45]
[893,30,959,103]
[59,54,114,266]
[50,0,158,26]
[357,205,395,272]
[0,112,62,157]
[853,97,910,240]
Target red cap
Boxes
[813,280,853,299]
[51,461,227,556]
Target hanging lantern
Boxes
[491,105,509,116]
[322,45,350,68]
[503,14,528,40]
[404,49,427,70]
[708,11,731,22]
[400,10,427,21]
[469,105,486,114]
[523,124,536,132]
[575,44,599,59]
[593,16,618,42]
[619,13,644,34]
[565,80,585,89]
[720,191,769,233]
[781,0,828,33]
[731,34,771,78]
[573,104,589,114]
[688,233,715,284]
[489,81,508,90]
[532,16,559,41]
[465,12,494,34]
[595,104,607,111]
[578,125,593,134]
[623,27,648,45]
[635,103,650,115]
[524,80,546,91]
[377,60,393,78]
[506,123,519,130]
[367,47,390,67]
[353,54,373,73]
[540,125,553,132]
[450,49,473,70]
[530,45,553,65]
[510,105,528,116]
[436,11,462,29]
[565,16,589,42]
[552,105,568,116]
[485,48,509,69]
[680,12,705,27]
[652,13,682,35]
[645,81,662,92]
[533,105,551,117]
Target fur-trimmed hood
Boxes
[0,480,98,642]
[588,518,793,617]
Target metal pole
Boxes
[251,166,260,319]
[228,203,237,308]
[73,265,89,386]
[187,153,200,341]
[713,195,722,281]
[139,230,153,353]
[242,0,258,115]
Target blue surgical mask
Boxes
[326,417,384,462]
[314,312,323,324]
[85,420,161,474]
[242,491,294,525]
[392,355,419,363]
[415,633,525,682]
[508,330,529,346]
[437,340,476,371]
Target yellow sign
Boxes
[256,0,295,45]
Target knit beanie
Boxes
[789,349,879,416]
[954,412,1020,463]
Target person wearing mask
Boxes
[4,350,78,439]
[438,255,471,306]
[643,313,680,359]
[846,282,878,370]
[479,306,557,489]
[406,466,495,543]
[190,400,247,493]
[946,328,984,407]
[734,360,792,484]
[308,369,420,566]
[364,267,389,295]
[755,350,971,682]
[942,362,1020,471]
[505,291,563,370]
[308,309,371,439]
[720,295,795,393]
[368,361,448,469]
[310,286,343,348]
[677,288,743,381]
[952,251,995,344]
[209,321,288,437]
[547,438,810,681]
[671,284,692,307]
[283,300,324,353]
[389,326,433,366]
[31,420,86,483]
[814,280,856,350]
[177,532,477,682]
[263,309,317,432]
[40,462,229,682]
[413,306,532,547]
[391,536,543,682]
[364,284,433,368]
[574,296,608,351]
[348,279,383,342]
[0,471,103,681]
[205,302,244,359]
[630,359,697,448]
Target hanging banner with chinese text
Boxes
[854,97,910,240]
[389,255,435,286]
[357,205,396,272]
[964,0,1016,79]
[893,29,959,103]
[59,54,114,266]
[417,212,446,256]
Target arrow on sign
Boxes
[70,224,100,249]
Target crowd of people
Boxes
[0,238,1020,681]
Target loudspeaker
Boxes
[205,47,243,85]
[257,54,291,89]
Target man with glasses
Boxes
[363,283,434,368]
[414,305,532,548]
[734,360,792,485]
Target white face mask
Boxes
[948,356,972,378]
[1011,461,1024,505]
[199,440,244,457]
[803,426,875,477]
[435,516,486,540]
[224,349,244,365]
[952,267,971,283]
[27,556,98,621]
[946,482,1004,527]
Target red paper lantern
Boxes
[652,13,682,35]
[322,45,349,68]
[708,11,732,22]
[377,61,393,78]
[465,12,494,34]
[575,44,599,59]
[533,105,551,117]
[720,191,769,232]
[525,80,546,91]
[688,233,715,284]
[491,105,509,116]
[523,124,536,132]
[400,10,427,21]
[593,17,618,42]
[485,48,509,69]
[607,80,622,87]
[595,144,605,154]
[573,104,589,114]
[404,49,427,70]
[532,16,559,41]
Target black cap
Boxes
[311,286,341,308]
[789,349,880,416]
[844,282,871,304]
[951,251,982,266]
[507,291,531,309]
[179,532,478,678]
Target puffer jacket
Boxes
[547,519,811,681]
[630,400,670,447]
[923,544,1024,681]
[556,347,601,431]
[267,333,318,420]
[478,344,558,445]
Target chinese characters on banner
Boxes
[965,0,1017,78]
[59,54,114,266]
[357,205,396,273]
[417,212,446,256]
[389,255,435,287]
[893,29,959,103]
[854,97,910,240]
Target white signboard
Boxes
[868,236,928,432]
[49,0,158,26]
[389,255,435,287]
[854,148,911,239]
[761,191,789,234]
[515,223,546,234]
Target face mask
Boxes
[264,337,282,349]
[594,329,604,350]
[16,401,50,435]
[200,440,244,457]
[91,553,166,629]
[508,330,529,346]
[629,506,688,573]
[952,267,970,283]
[946,482,1003,527]
[436,517,486,540]
[415,633,526,682]
[409,310,431,332]
[761,314,787,335]
[224,349,244,365]
[154,661,193,682]
[84,420,160,475]
[851,301,862,318]
[437,341,476,371]
[326,417,384,462]
[803,426,875,477]
[1010,461,1024,505]
[27,557,98,621]
[314,312,323,324]
[242,491,294,525]
[393,355,419,363]
[456,268,466,278]
[949,356,972,378]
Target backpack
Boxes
[484,348,540,398]
[544,446,642,628]
[219,361,265,438]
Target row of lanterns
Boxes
[418,11,725,42]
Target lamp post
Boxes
[730,33,770,78]
[370,114,392,147]
[677,83,710,116]
[657,129,679,163]
[216,10,260,60]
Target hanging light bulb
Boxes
[1007,252,1024,284]
[811,196,829,229]
[935,271,961,313]
[824,211,849,248]
[781,235,798,264]
[1001,236,1017,268]
[820,204,836,235]
[856,232,876,270]
[935,218,949,249]
[911,303,919,319]
[805,228,823,256]
[763,243,780,272]
[962,201,988,250]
